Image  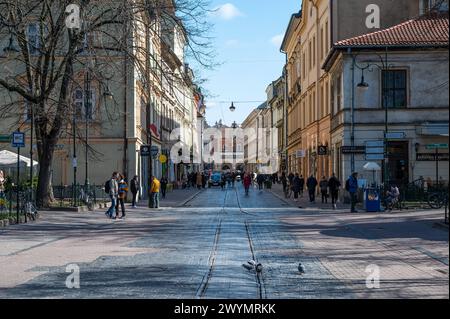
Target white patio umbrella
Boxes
[0,150,39,182]
[363,162,382,186]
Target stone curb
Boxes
[0,213,40,228]
[177,190,203,207]
[47,202,108,213]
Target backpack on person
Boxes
[104,180,111,194]
[345,179,351,192]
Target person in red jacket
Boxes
[243,172,252,196]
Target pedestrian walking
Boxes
[292,173,302,202]
[299,175,305,197]
[281,172,288,193]
[328,173,341,209]
[150,176,161,209]
[306,175,318,203]
[202,172,207,189]
[346,172,359,213]
[320,176,329,204]
[221,173,226,190]
[160,177,168,199]
[0,170,5,212]
[190,172,196,188]
[288,172,295,185]
[257,174,265,191]
[196,172,202,190]
[116,174,128,219]
[130,175,140,208]
[243,172,252,196]
[105,172,119,219]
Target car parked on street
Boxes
[208,172,222,187]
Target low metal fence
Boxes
[52,184,108,208]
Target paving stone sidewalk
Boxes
[137,187,202,208]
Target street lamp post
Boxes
[84,68,91,190]
[353,47,391,188]
[73,100,77,206]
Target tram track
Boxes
[195,187,266,299]
[234,187,267,299]
[195,189,228,298]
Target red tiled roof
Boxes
[335,13,449,48]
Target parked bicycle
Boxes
[19,190,38,221]
[427,191,449,209]
[79,187,95,209]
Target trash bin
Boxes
[365,188,380,212]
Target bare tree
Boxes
[0,0,214,207]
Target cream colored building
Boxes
[280,0,432,181]
[266,76,286,173]
[324,12,449,186]
[0,2,204,198]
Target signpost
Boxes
[151,146,159,159]
[140,145,151,157]
[425,144,449,185]
[341,146,365,154]
[385,132,406,139]
[318,145,328,156]
[366,141,385,161]
[11,131,25,224]
[296,150,306,158]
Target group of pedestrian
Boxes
[104,172,168,219]
[283,171,349,210]
[187,172,207,190]
[315,174,342,209]
[105,172,137,220]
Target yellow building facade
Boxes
[282,0,332,179]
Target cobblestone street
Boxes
[0,186,447,299]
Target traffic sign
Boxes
[366,147,384,154]
[11,132,25,148]
[385,132,406,139]
[366,141,384,148]
[426,144,448,150]
[296,150,306,158]
[341,146,365,154]
[151,146,159,158]
[140,145,151,157]
[366,154,385,161]
[159,154,167,164]
[318,145,328,156]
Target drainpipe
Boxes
[350,48,355,174]
[311,0,321,179]
[280,48,289,173]
[123,5,129,180]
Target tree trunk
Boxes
[36,142,55,208]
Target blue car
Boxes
[208,172,222,187]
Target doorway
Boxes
[385,141,409,186]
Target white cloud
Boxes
[213,3,244,20]
[270,34,284,47]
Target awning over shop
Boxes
[416,123,449,136]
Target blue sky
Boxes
[200,1,301,126]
